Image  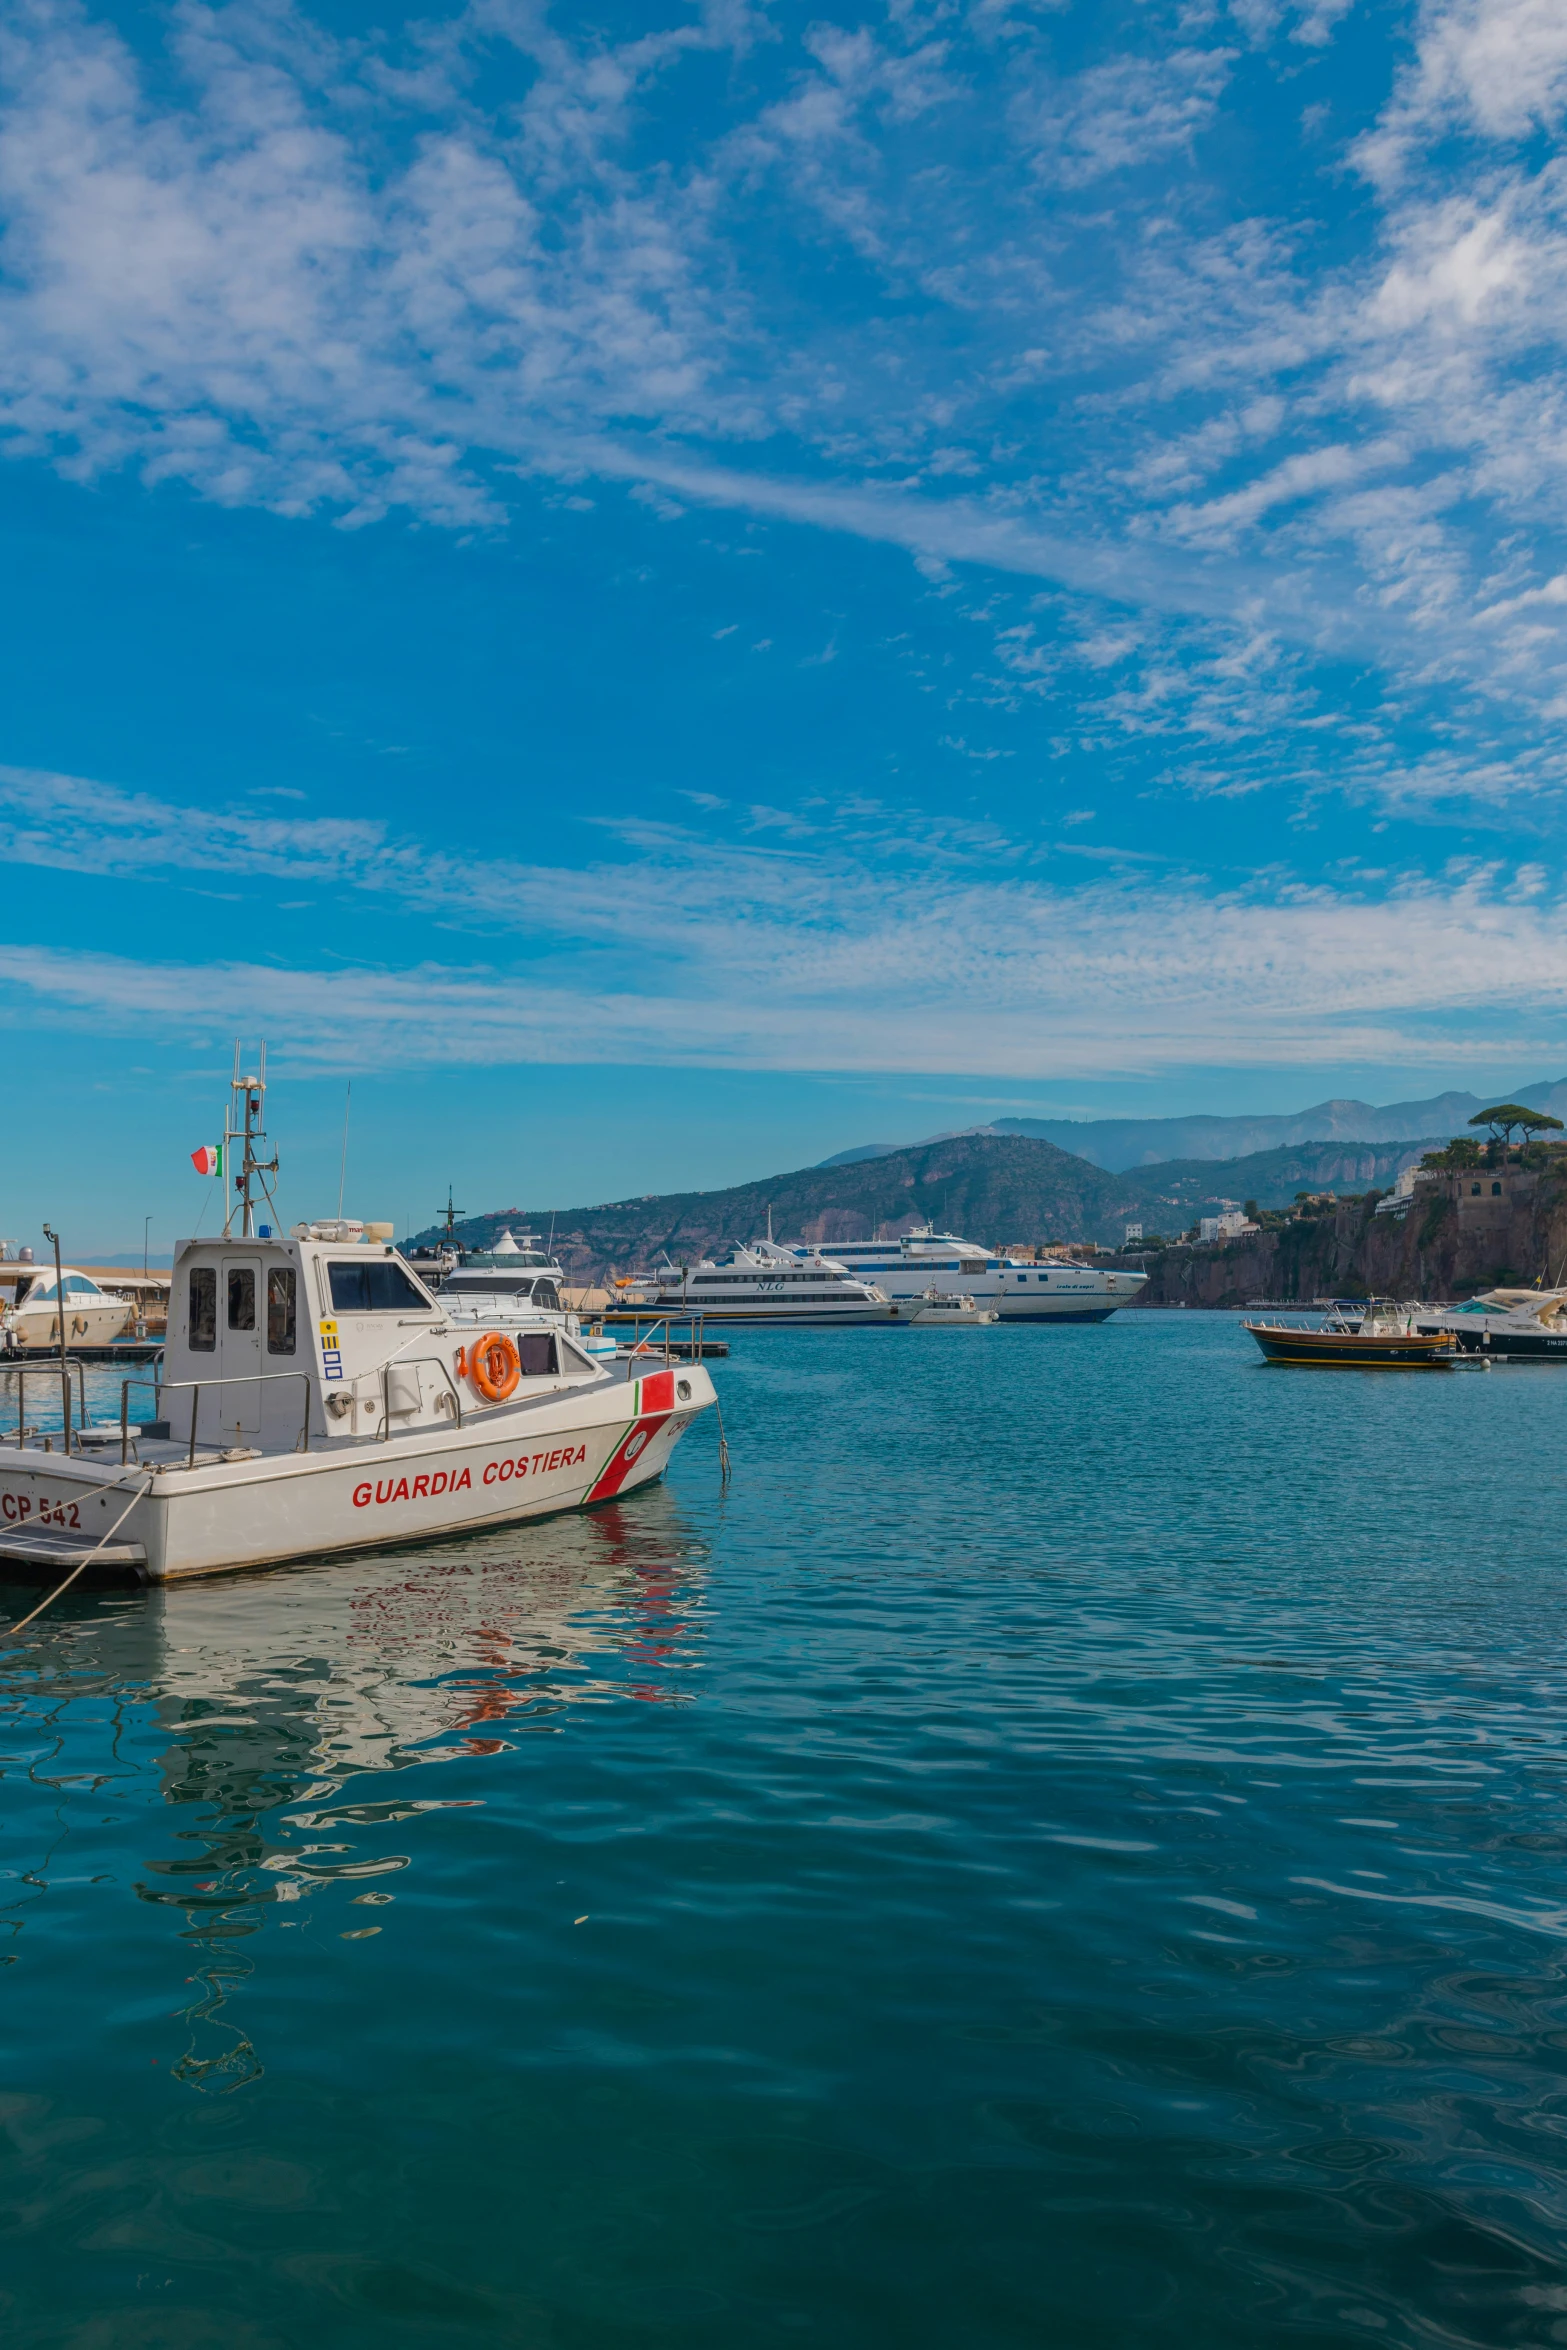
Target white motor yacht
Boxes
[0,1056,715,1585]
[436,1232,618,1368]
[626,1240,894,1325]
[785,1226,1146,1322]
[1415,1288,1567,1360]
[1,1266,135,1353]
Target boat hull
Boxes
[4,1302,135,1352]
[1244,1323,1455,1368]
[1418,1326,1567,1359]
[0,1366,711,1583]
[620,1302,897,1326]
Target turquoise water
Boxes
[4,1314,1567,2348]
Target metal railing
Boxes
[3,1358,90,1450]
[616,1314,708,1364]
[119,1369,315,1468]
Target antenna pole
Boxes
[42,1223,70,1455]
[222,1042,240,1236]
[227,1040,279,1240]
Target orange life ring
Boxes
[463,1330,520,1402]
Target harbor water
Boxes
[3,1314,1567,2347]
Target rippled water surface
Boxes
[4,1315,1567,2348]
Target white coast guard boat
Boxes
[0,1058,714,1586]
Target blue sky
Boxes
[2,0,1566,1248]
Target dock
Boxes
[600,1321,730,1358]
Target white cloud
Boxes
[1014,47,1235,187]
[1,0,1567,764]
[1360,0,1567,181]
[0,763,1563,1075]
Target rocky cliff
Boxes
[1122,1163,1567,1306]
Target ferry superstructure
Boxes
[628,1241,894,1325]
[785,1227,1146,1322]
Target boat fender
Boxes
[466,1331,521,1403]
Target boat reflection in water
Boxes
[10,1489,708,2093]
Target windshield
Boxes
[25,1274,104,1302]
[328,1259,431,1313]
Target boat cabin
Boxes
[160,1222,603,1453]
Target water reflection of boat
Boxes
[5,1498,707,2089]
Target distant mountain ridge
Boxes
[819,1078,1567,1173]
[413,1132,1449,1279]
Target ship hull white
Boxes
[4,1302,136,1352]
[0,1367,707,1584]
[621,1301,897,1326]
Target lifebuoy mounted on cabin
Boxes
[457,1330,521,1402]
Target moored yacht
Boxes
[785,1227,1146,1322]
[436,1231,618,1367]
[1,1266,135,1352]
[0,1053,716,1585]
[625,1240,894,1325]
[1415,1288,1567,1359]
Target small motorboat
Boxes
[908,1288,998,1326]
[1243,1299,1457,1368]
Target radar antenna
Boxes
[221,1041,280,1239]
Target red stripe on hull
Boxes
[586,1371,678,1503]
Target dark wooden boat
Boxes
[1244,1300,1456,1368]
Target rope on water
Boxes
[713,1392,732,1489]
[4,1475,154,1638]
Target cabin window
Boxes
[228,1266,256,1332]
[517,1332,558,1377]
[189,1266,217,1352]
[267,1267,297,1355]
[328,1258,429,1313]
[534,1281,561,1312]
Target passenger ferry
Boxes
[785,1227,1146,1322]
[624,1240,894,1325]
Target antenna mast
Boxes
[222,1040,279,1239]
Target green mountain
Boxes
[410,1134,1122,1280]
[410,1132,1451,1280]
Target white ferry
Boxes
[0,1055,715,1585]
[785,1227,1146,1322]
[626,1240,894,1325]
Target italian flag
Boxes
[191,1143,224,1177]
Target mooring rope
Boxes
[4,1474,154,1638]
